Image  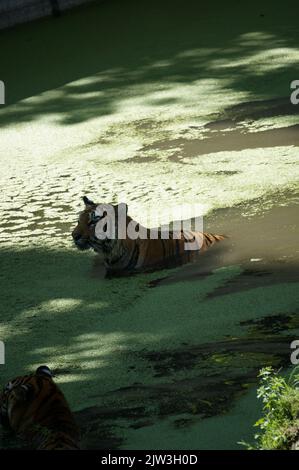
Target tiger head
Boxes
[71,196,97,251]
[72,196,129,252]
[0,366,53,431]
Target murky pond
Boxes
[0,0,299,450]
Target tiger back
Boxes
[0,366,80,450]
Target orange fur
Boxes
[0,367,80,450]
[72,197,226,275]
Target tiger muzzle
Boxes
[72,233,90,250]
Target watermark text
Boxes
[0,81,5,105]
[93,203,204,250]
[290,340,299,365]
[290,80,299,105]
[0,341,5,364]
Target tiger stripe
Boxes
[0,366,80,450]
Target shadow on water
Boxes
[139,123,299,163]
[125,96,299,163]
[0,0,298,126]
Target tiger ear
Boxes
[83,196,95,206]
[35,365,53,378]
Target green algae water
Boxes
[0,0,298,449]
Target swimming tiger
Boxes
[72,196,226,276]
[0,366,80,450]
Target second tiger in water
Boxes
[0,366,80,450]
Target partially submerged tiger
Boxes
[72,196,226,276]
[0,366,80,450]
